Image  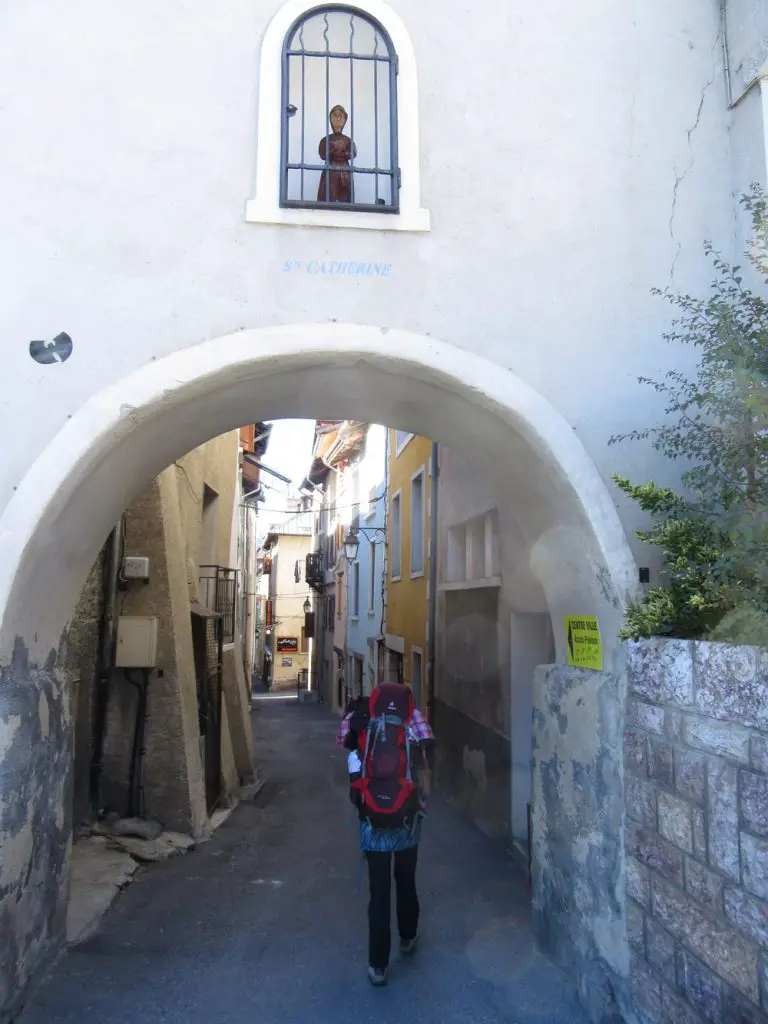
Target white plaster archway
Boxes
[0,324,637,668]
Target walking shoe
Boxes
[367,966,388,987]
[399,935,418,957]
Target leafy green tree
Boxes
[611,186,768,642]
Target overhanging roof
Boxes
[243,453,291,484]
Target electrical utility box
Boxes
[123,556,150,581]
[115,616,159,668]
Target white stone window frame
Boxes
[440,510,503,592]
[367,536,377,615]
[411,644,423,696]
[390,488,402,580]
[394,429,413,456]
[409,465,426,579]
[350,558,361,620]
[246,0,430,233]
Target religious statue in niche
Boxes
[317,104,356,203]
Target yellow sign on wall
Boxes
[564,616,603,671]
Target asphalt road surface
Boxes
[20,694,589,1024]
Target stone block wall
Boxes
[0,653,72,1024]
[103,473,208,836]
[65,549,105,828]
[532,662,630,1024]
[625,639,768,1024]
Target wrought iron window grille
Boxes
[280,5,400,213]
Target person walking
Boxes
[336,681,435,987]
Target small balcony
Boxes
[199,565,237,644]
[306,551,325,592]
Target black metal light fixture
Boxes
[303,596,311,615]
[343,525,387,564]
[343,530,360,564]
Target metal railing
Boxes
[268,510,313,535]
[306,551,324,591]
[199,566,237,644]
[296,668,310,696]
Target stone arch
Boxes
[0,323,637,666]
[0,322,639,1018]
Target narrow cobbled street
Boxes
[20,697,588,1024]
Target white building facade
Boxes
[262,516,314,690]
[0,0,766,1018]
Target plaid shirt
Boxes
[336,707,434,747]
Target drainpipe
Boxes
[720,0,733,109]
[89,520,123,816]
[426,442,439,721]
[125,668,150,819]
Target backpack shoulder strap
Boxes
[360,716,379,778]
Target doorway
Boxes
[191,609,224,815]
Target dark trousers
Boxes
[366,846,419,969]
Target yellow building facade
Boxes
[384,431,432,711]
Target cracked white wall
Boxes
[0,0,743,564]
[667,26,723,282]
[721,0,768,263]
[724,0,768,100]
[0,4,764,1017]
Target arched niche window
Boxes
[281,6,399,213]
[246,0,429,233]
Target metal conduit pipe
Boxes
[125,668,150,820]
[89,520,123,816]
[426,442,438,721]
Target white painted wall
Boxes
[0,0,765,668]
[509,612,553,843]
[0,327,638,667]
[725,0,768,99]
[436,444,556,841]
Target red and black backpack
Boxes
[350,682,419,829]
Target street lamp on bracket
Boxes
[343,525,387,564]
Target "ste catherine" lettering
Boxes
[282,260,392,277]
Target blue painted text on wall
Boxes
[282,260,392,277]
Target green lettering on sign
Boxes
[564,616,603,671]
